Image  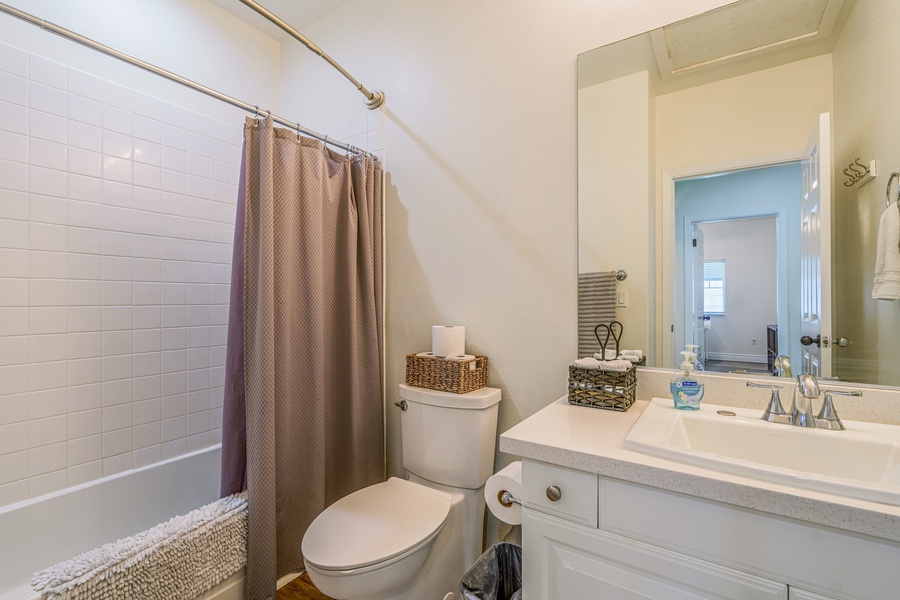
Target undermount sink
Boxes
[624,398,900,506]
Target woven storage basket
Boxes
[405,354,488,394]
[567,364,636,411]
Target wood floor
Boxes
[276,573,334,600]
[704,359,770,374]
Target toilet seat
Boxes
[302,477,451,573]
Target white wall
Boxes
[0,1,279,507]
[700,218,777,362]
[275,0,735,483]
[0,0,743,516]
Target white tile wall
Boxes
[0,44,243,507]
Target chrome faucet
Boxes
[751,372,862,430]
[772,355,792,378]
[790,373,820,427]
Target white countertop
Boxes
[499,396,900,543]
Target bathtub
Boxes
[0,446,243,600]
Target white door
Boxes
[800,113,832,377]
[691,224,706,367]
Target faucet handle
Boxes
[816,389,862,431]
[746,381,783,390]
[746,382,788,423]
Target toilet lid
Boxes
[301,477,451,571]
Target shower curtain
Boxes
[221,117,384,600]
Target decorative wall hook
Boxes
[843,158,877,187]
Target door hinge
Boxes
[692,239,697,247]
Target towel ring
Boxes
[886,172,900,208]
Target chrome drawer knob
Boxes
[546,485,562,502]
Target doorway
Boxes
[693,217,777,373]
[673,162,802,370]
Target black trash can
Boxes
[459,542,523,600]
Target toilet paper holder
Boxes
[497,489,522,508]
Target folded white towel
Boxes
[617,354,640,364]
[592,350,618,360]
[618,349,643,359]
[574,357,603,370]
[597,359,632,372]
[873,204,900,301]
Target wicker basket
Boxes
[567,364,636,411]
[405,354,488,394]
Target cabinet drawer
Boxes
[522,460,597,527]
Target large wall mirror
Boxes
[578,0,900,387]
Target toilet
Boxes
[301,383,501,600]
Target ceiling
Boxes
[206,0,351,40]
[578,0,850,94]
[653,0,842,77]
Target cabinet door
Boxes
[790,588,840,600]
[523,510,786,600]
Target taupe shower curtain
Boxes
[224,117,384,600]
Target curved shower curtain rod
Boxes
[238,0,385,110]
[0,1,383,156]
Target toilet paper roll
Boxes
[416,352,436,357]
[485,461,523,525]
[432,325,465,358]
[444,353,477,370]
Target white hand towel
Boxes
[573,357,603,370]
[873,204,900,301]
[597,359,632,372]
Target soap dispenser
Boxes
[685,344,704,370]
[670,349,704,410]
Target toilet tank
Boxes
[399,384,501,490]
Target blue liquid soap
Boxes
[670,350,704,410]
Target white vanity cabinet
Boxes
[523,510,787,599]
[520,460,897,600]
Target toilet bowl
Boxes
[301,384,501,600]
[302,478,451,600]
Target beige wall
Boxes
[832,0,900,385]
[1,0,281,113]
[655,55,834,173]
[277,0,735,484]
[578,71,653,355]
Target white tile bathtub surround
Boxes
[0,44,241,507]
